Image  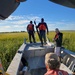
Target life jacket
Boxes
[54,33,59,40]
[28,24,33,31]
[44,69,69,75]
[39,23,46,30]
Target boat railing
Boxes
[61,47,75,73]
[6,42,75,75]
[6,43,26,75]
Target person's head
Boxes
[41,18,44,22]
[30,21,33,24]
[45,53,60,70]
[55,28,60,34]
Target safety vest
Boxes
[54,33,59,40]
[39,23,46,30]
[28,24,33,31]
[44,69,69,75]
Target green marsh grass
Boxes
[0,31,75,71]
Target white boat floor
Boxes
[26,56,46,75]
[27,56,73,75]
[25,43,47,50]
[27,56,45,70]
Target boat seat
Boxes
[62,54,75,72]
[61,47,75,58]
[60,47,75,73]
[63,55,70,66]
[69,60,75,72]
[60,63,73,75]
[24,44,54,59]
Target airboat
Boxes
[6,41,75,75]
[0,0,75,75]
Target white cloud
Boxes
[13,25,24,28]
[26,16,40,21]
[4,26,11,28]
[0,15,41,32]
[47,21,75,31]
[0,26,11,32]
[55,22,65,25]
[0,26,11,29]
[0,15,75,32]
[11,20,29,25]
[6,15,24,21]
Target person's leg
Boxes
[40,31,43,46]
[19,57,28,75]
[54,47,61,62]
[43,31,46,44]
[32,32,36,43]
[54,47,61,56]
[21,57,28,66]
[29,33,32,43]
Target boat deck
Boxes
[25,42,54,50]
[6,42,74,75]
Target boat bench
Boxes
[22,43,54,71]
[23,44,54,58]
[6,43,26,75]
[60,63,73,75]
[61,47,75,73]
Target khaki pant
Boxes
[54,47,61,56]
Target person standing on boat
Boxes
[27,21,36,43]
[44,53,69,75]
[53,28,63,61]
[37,18,49,47]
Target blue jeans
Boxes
[40,30,46,45]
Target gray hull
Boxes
[6,42,75,75]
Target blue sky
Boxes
[0,0,75,32]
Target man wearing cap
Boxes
[53,28,63,61]
[44,53,68,75]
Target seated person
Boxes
[44,53,69,75]
[19,57,31,75]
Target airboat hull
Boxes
[6,42,75,75]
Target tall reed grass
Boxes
[0,31,75,70]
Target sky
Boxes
[0,0,75,32]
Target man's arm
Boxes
[54,33,63,45]
[33,24,35,32]
[36,23,40,28]
[45,23,49,34]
